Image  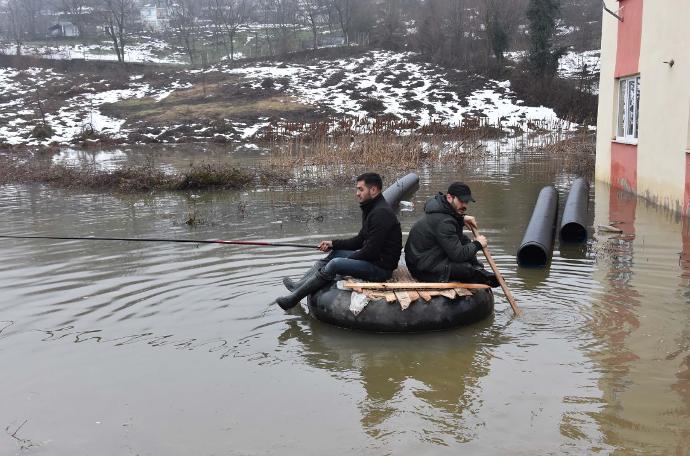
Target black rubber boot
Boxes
[276,272,331,310]
[282,260,327,292]
[475,268,500,288]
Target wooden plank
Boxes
[407,290,421,302]
[438,289,457,299]
[384,292,397,302]
[418,291,433,302]
[597,224,623,233]
[454,287,472,297]
[394,291,412,309]
[343,281,489,290]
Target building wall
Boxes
[594,3,621,185]
[596,0,690,215]
[635,1,690,213]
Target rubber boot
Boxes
[276,272,331,310]
[282,260,327,292]
[475,268,499,288]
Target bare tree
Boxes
[261,0,299,56]
[101,0,135,63]
[209,0,248,61]
[169,0,201,65]
[6,0,27,55]
[297,0,327,50]
[330,0,352,45]
[58,0,92,38]
[372,0,401,48]
[19,0,41,40]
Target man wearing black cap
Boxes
[404,182,498,286]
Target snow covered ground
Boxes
[505,49,600,81]
[557,49,600,79]
[1,37,188,65]
[1,50,582,147]
[0,66,188,146]
[222,50,576,130]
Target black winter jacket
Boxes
[404,193,482,281]
[332,194,402,271]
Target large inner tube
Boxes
[559,177,589,243]
[309,284,494,332]
[517,186,558,267]
[382,172,419,207]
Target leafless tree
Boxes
[330,0,352,45]
[19,0,42,40]
[372,0,402,47]
[57,0,93,38]
[297,0,327,50]
[169,0,202,65]
[209,0,248,61]
[260,0,299,56]
[101,0,135,63]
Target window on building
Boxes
[617,75,640,141]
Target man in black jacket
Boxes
[276,172,402,310]
[404,182,498,286]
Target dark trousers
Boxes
[320,250,392,282]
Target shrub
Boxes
[31,123,54,140]
[362,98,386,114]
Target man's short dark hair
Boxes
[356,172,383,190]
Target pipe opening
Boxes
[517,244,548,267]
[560,223,587,243]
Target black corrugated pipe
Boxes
[517,186,558,267]
[559,177,589,243]
[382,172,419,207]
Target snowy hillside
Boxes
[1,50,584,147]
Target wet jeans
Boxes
[320,250,392,282]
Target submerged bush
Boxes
[176,163,254,190]
[0,157,264,192]
[31,123,54,140]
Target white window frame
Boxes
[616,75,640,143]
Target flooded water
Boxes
[0,141,689,455]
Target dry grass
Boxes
[102,80,314,126]
[264,132,487,184]
[0,156,277,192]
[544,133,596,175]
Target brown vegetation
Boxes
[264,132,487,185]
[0,156,275,192]
[543,132,596,176]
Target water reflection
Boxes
[589,182,690,452]
[279,317,508,445]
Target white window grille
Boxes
[616,75,640,142]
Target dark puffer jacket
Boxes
[332,193,402,271]
[404,193,482,281]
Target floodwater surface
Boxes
[0,143,689,455]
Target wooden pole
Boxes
[470,226,521,316]
[343,281,490,290]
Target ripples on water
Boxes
[0,146,689,454]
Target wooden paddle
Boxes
[470,226,521,316]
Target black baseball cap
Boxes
[447,182,475,203]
